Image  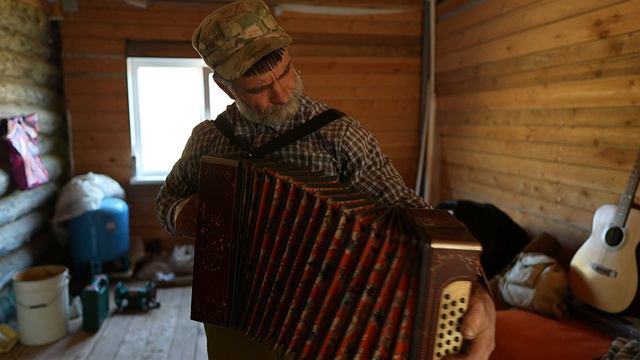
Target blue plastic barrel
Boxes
[68,197,130,264]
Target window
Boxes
[126,57,233,182]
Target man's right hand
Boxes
[173,194,199,237]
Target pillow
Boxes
[498,252,568,318]
[489,232,562,310]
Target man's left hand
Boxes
[449,283,496,359]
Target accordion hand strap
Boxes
[213,108,344,158]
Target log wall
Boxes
[435,0,640,262]
[58,0,423,245]
[0,0,66,290]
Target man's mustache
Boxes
[236,73,304,125]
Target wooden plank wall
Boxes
[435,0,640,262]
[59,0,423,245]
[0,0,66,294]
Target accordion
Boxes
[191,156,483,360]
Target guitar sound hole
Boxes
[605,227,624,246]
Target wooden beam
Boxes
[277,6,423,22]
[20,0,63,16]
[73,148,132,169]
[0,231,50,290]
[3,1,51,42]
[0,104,64,134]
[67,112,129,132]
[437,52,640,96]
[441,185,588,266]
[441,148,629,192]
[0,183,57,227]
[39,135,67,155]
[66,94,127,113]
[306,83,420,100]
[62,56,125,74]
[436,0,476,19]
[307,73,421,88]
[0,171,7,199]
[0,208,51,257]
[125,40,196,58]
[63,37,125,54]
[437,29,640,85]
[43,155,66,183]
[437,0,537,38]
[436,106,640,128]
[441,162,636,213]
[437,0,626,55]
[60,22,196,41]
[280,0,422,5]
[0,80,62,109]
[0,25,51,58]
[329,99,419,121]
[437,0,640,72]
[295,56,420,75]
[441,136,638,170]
[71,129,130,149]
[279,17,422,37]
[437,75,640,110]
[65,4,422,25]
[0,49,60,86]
[292,33,421,47]
[0,155,64,197]
[291,43,421,57]
[439,123,640,148]
[442,173,594,228]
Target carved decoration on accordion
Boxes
[413,216,436,227]
[431,253,478,274]
[211,300,227,320]
[203,209,227,273]
[218,167,236,187]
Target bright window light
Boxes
[127,57,233,182]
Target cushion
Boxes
[491,309,613,360]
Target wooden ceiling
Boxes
[149,0,422,8]
[166,0,421,4]
[26,0,423,17]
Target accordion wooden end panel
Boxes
[191,156,483,360]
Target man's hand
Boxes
[173,194,199,237]
[450,283,496,360]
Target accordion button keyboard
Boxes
[433,280,471,359]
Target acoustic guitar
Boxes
[569,150,640,315]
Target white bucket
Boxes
[13,265,69,346]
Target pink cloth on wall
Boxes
[491,309,612,360]
[3,113,49,190]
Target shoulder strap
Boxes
[252,108,344,158]
[212,114,253,154]
[213,108,344,158]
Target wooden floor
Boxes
[1,286,208,360]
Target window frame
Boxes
[126,57,214,184]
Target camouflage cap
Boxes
[192,0,292,81]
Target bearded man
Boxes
[156,1,495,359]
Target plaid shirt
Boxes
[156,94,427,234]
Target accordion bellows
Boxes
[192,156,483,360]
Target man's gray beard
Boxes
[235,75,304,126]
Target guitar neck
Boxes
[614,150,640,227]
